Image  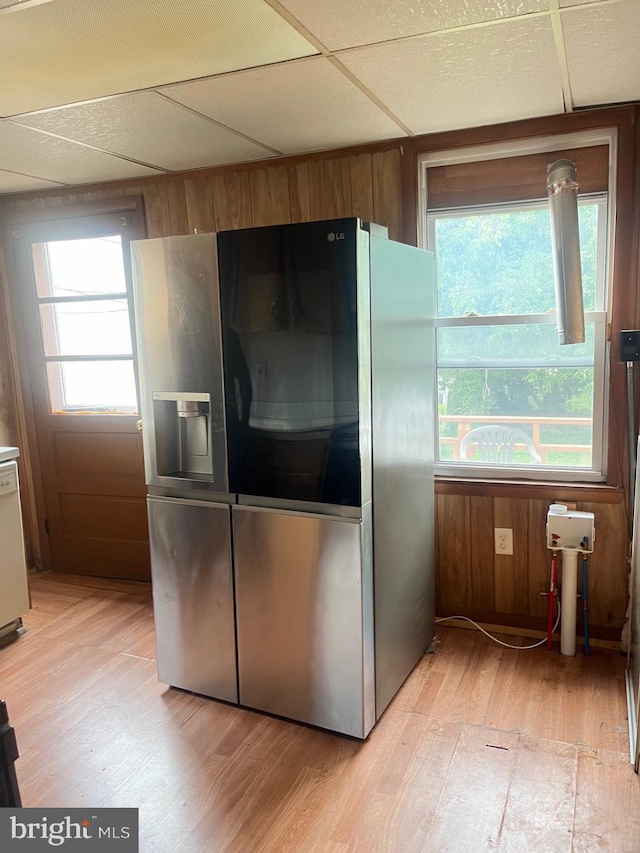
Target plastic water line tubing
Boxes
[547,552,558,651]
[582,554,591,656]
[560,550,579,656]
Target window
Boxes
[31,233,138,413]
[420,133,614,481]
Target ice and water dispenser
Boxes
[152,392,213,481]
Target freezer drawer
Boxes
[147,496,237,702]
[233,505,375,738]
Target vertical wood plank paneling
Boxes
[142,184,171,238]
[184,176,215,234]
[528,499,553,619]
[166,181,189,236]
[372,149,402,240]
[288,163,311,223]
[494,497,529,615]
[212,171,252,231]
[470,496,495,611]
[580,501,628,631]
[349,154,374,222]
[249,165,291,227]
[308,158,352,220]
[437,494,472,611]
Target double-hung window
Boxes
[420,132,614,482]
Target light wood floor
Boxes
[1,572,639,852]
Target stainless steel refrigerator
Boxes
[132,218,435,738]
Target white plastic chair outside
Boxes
[459,425,542,464]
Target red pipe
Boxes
[547,552,558,651]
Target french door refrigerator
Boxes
[132,218,435,738]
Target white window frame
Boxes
[418,129,617,482]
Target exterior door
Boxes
[10,206,150,581]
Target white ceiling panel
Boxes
[278,0,546,51]
[0,122,162,185]
[563,1,640,106]
[0,169,64,193]
[18,92,276,171]
[162,58,406,155]
[0,0,317,117]
[339,18,563,135]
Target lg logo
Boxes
[327,232,345,242]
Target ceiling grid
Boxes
[0,0,635,193]
[548,0,575,111]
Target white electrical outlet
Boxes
[494,528,513,556]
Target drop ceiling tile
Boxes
[0,0,317,116]
[0,122,162,186]
[0,169,64,194]
[162,58,406,155]
[279,0,547,51]
[339,18,564,135]
[563,1,640,106]
[18,92,275,171]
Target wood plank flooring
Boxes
[1,572,638,852]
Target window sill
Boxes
[434,475,624,503]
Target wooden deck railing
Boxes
[439,415,592,463]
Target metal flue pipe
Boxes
[547,159,585,345]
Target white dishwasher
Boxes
[0,455,29,641]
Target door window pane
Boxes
[39,299,133,357]
[46,360,137,412]
[31,232,138,415]
[33,236,127,297]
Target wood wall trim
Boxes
[435,616,621,649]
[434,606,622,642]
[402,105,636,156]
[435,477,624,504]
[3,196,142,227]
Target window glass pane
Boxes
[39,299,132,357]
[438,323,595,368]
[33,235,126,297]
[434,203,599,317]
[438,366,593,468]
[46,360,137,412]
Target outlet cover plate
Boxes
[494,528,514,556]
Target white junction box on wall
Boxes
[546,504,595,552]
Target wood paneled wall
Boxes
[0,148,403,239]
[0,108,636,639]
[436,495,628,639]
